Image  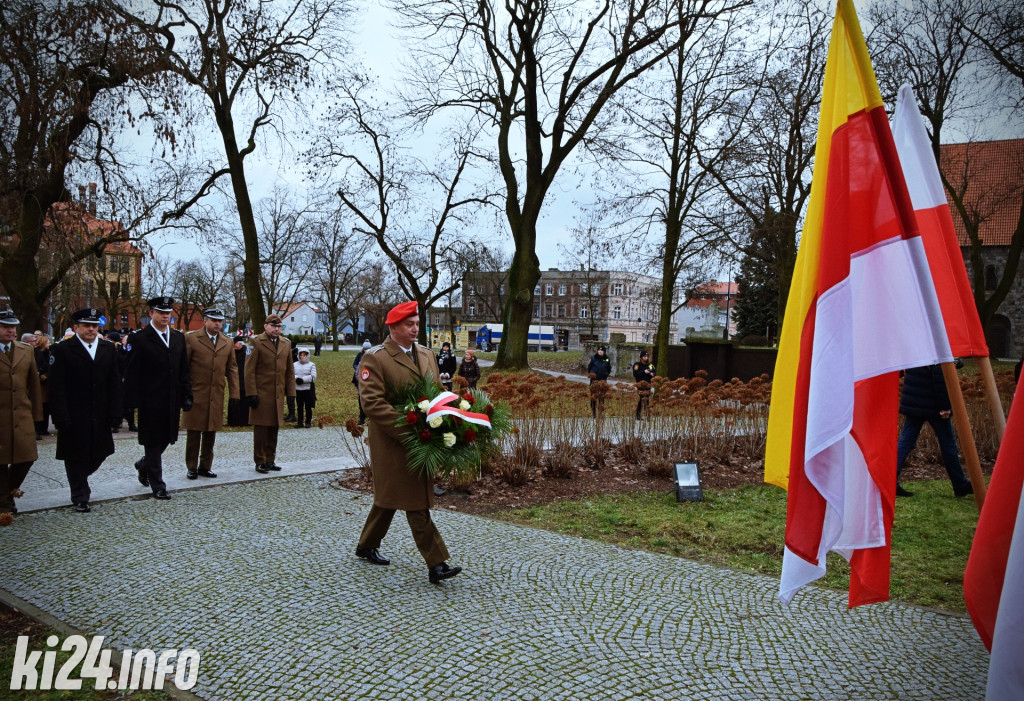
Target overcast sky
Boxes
[140,0,1021,282]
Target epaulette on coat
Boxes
[365,344,386,355]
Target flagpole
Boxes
[941,361,987,510]
[978,356,1007,441]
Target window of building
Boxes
[558,304,565,317]
[499,284,505,294]
[120,313,129,326]
[613,283,623,295]
[580,283,588,294]
[469,285,475,295]
[558,284,566,295]
[546,284,554,295]
[613,306,621,320]
[534,285,541,295]
[545,303,553,317]
[534,304,540,316]
[580,307,589,319]
[985,265,998,291]
[469,304,475,317]
[302,314,308,322]
[592,284,600,295]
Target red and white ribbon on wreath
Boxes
[426,391,492,429]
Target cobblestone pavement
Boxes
[18,426,363,512]
[0,473,987,700]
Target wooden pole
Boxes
[941,361,986,510]
[978,356,1006,442]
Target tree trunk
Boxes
[1,190,51,332]
[218,116,266,327]
[495,225,540,371]
[655,217,683,377]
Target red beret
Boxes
[385,301,418,326]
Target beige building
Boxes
[462,268,676,349]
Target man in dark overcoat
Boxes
[245,314,295,473]
[355,301,462,584]
[183,309,239,479]
[47,309,122,512]
[0,310,43,520]
[123,296,192,500]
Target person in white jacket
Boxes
[293,348,317,428]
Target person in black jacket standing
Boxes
[123,296,192,500]
[588,345,611,418]
[47,309,123,512]
[227,333,251,427]
[895,363,972,498]
[632,350,655,420]
[436,341,457,391]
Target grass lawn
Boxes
[493,479,979,612]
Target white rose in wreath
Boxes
[429,416,443,429]
[443,432,456,448]
[418,400,430,412]
[459,400,471,411]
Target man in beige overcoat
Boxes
[0,310,43,520]
[183,308,239,480]
[245,314,295,473]
[355,301,462,584]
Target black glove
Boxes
[228,398,240,412]
[296,377,304,385]
[182,397,193,411]
[247,395,259,408]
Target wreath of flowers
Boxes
[392,374,511,478]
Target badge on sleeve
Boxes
[246,346,252,356]
[49,355,55,365]
[125,343,132,352]
[361,368,370,381]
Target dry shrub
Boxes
[490,455,532,486]
[582,438,612,470]
[446,465,479,492]
[545,440,578,478]
[618,436,646,464]
[642,455,674,478]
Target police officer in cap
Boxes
[183,308,239,479]
[0,309,43,520]
[123,296,192,499]
[632,350,655,420]
[47,308,122,512]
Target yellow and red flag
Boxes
[891,84,989,357]
[765,0,952,607]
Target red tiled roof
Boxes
[940,139,1024,247]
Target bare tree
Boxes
[171,257,229,329]
[0,0,181,330]
[394,0,749,370]
[595,8,747,373]
[118,0,348,327]
[308,202,374,351]
[250,189,315,318]
[700,0,829,333]
[314,79,498,345]
[358,261,404,344]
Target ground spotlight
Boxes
[674,462,703,502]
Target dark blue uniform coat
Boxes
[48,337,122,464]
[123,325,192,445]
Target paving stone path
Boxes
[0,472,988,700]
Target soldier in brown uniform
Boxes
[0,310,43,520]
[355,301,462,584]
[183,309,239,479]
[245,314,295,473]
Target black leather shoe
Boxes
[355,547,390,566]
[128,425,137,432]
[134,459,149,487]
[428,562,462,584]
[153,490,171,500]
[111,427,120,434]
[197,469,217,478]
[266,462,282,471]
[74,502,90,513]
[896,483,914,497]
[255,464,271,474]
[187,469,198,480]
[954,483,974,498]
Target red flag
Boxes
[964,375,1024,697]
[891,85,989,357]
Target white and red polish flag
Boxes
[964,372,1024,698]
[764,0,952,608]
[891,84,989,358]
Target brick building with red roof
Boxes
[941,138,1024,358]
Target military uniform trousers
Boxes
[358,505,450,568]
[185,430,217,471]
[64,460,102,505]
[0,462,32,512]
[253,425,279,465]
